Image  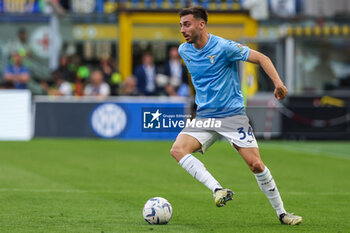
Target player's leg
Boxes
[170,133,222,192]
[234,146,286,214]
[235,146,302,225]
[170,133,201,162]
[170,132,233,207]
[219,115,286,214]
[218,115,302,224]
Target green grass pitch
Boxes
[0,139,349,233]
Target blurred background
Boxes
[0,0,349,141]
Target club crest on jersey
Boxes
[207,55,217,64]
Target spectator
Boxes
[100,55,113,82]
[6,28,31,58]
[163,46,190,96]
[119,75,139,96]
[99,55,122,95]
[3,53,30,89]
[42,70,72,96]
[57,55,75,83]
[70,55,89,96]
[84,70,110,97]
[134,52,159,96]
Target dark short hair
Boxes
[142,51,153,57]
[179,6,208,24]
[18,28,26,34]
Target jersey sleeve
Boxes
[224,40,251,62]
[178,43,185,59]
[178,43,190,67]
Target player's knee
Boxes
[170,145,186,162]
[250,160,265,173]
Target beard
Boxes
[183,33,199,44]
[185,37,193,43]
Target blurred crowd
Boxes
[0,28,190,98]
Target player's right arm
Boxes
[247,50,288,100]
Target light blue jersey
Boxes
[179,34,251,118]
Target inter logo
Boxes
[207,55,217,64]
[90,103,127,138]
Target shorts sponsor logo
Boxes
[90,103,127,138]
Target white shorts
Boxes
[179,115,258,154]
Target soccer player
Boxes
[170,6,302,225]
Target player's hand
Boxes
[274,84,288,100]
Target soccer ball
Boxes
[143,197,173,225]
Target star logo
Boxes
[207,55,217,64]
[150,109,162,122]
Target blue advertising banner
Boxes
[89,102,187,139]
[34,97,189,140]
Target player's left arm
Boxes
[247,49,288,100]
